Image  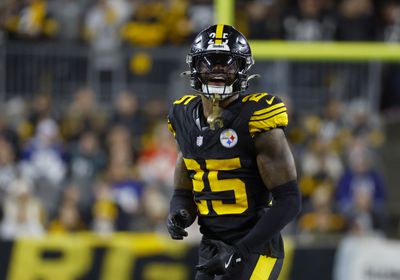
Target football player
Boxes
[167,24,301,280]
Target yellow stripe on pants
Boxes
[250,256,277,280]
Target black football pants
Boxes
[195,240,283,280]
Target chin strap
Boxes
[180,71,191,77]
[207,95,224,130]
[247,74,261,82]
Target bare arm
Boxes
[235,128,301,255]
[174,152,193,191]
[167,151,197,239]
[255,128,297,190]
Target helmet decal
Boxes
[213,24,227,45]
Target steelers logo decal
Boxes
[220,129,238,148]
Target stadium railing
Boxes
[1,40,399,114]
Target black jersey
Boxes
[168,93,288,257]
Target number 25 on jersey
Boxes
[183,158,248,216]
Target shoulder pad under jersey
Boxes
[241,92,288,137]
[167,94,200,137]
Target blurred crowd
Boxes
[285,97,388,238]
[0,86,389,239]
[0,0,394,240]
[0,88,176,238]
[1,0,400,44]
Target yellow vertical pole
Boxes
[214,0,234,26]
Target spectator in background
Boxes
[48,185,86,232]
[299,183,345,234]
[91,180,117,234]
[69,130,107,209]
[111,91,147,152]
[319,99,346,145]
[142,183,169,232]
[18,0,47,37]
[187,0,214,39]
[142,97,169,127]
[105,122,144,231]
[283,0,336,41]
[0,137,18,207]
[138,120,177,188]
[121,0,167,47]
[0,179,45,239]
[85,0,131,94]
[28,94,54,127]
[345,182,387,235]
[301,136,343,183]
[0,112,20,158]
[336,0,376,41]
[381,1,400,42]
[107,125,135,165]
[16,0,58,39]
[106,161,145,231]
[299,136,343,204]
[336,142,386,215]
[245,0,283,39]
[283,0,336,97]
[380,1,400,110]
[62,87,108,142]
[121,0,192,46]
[20,118,67,216]
[345,99,385,149]
[295,100,346,206]
[48,0,89,42]
[164,0,192,45]
[14,93,56,145]
[311,99,351,154]
[0,0,21,39]
[4,97,28,137]
[85,0,131,56]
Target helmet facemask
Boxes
[196,53,242,99]
[189,52,250,100]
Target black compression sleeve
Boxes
[169,189,197,227]
[235,180,301,255]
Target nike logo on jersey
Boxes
[225,254,234,269]
[266,96,275,105]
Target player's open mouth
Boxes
[208,77,226,86]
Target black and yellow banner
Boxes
[0,233,335,280]
[0,233,198,280]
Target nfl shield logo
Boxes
[196,136,203,147]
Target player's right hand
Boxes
[195,239,241,275]
[166,209,191,240]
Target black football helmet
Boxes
[184,24,257,100]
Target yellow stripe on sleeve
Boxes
[249,112,288,137]
[173,95,197,105]
[250,107,287,121]
[250,256,277,280]
[252,102,285,116]
[242,93,268,103]
[167,120,175,137]
[215,24,224,44]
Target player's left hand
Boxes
[167,209,191,240]
[195,239,242,275]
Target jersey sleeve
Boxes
[167,94,199,138]
[246,94,289,137]
[167,117,176,137]
[167,102,178,138]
